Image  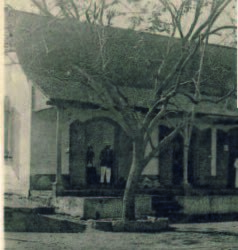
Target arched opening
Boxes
[69,117,132,189]
[159,125,183,187]
[172,134,183,186]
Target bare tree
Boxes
[11,0,236,222]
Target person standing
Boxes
[100,145,114,185]
[86,145,96,185]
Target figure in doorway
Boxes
[86,145,96,185]
[100,144,114,186]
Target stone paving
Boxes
[4,221,238,250]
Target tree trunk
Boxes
[122,138,144,222]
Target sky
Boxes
[4,0,237,46]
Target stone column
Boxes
[183,126,190,187]
[52,106,64,196]
[211,127,217,177]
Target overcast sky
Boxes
[4,0,237,46]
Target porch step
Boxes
[152,195,182,220]
[140,187,184,196]
[62,188,124,197]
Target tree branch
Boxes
[185,0,204,40]
[181,86,235,105]
[31,0,53,16]
[154,37,175,90]
[69,0,80,20]
[160,0,184,38]
[191,0,232,41]
[143,105,166,145]
[142,122,184,168]
[149,39,200,123]
[57,0,76,19]
[208,25,237,36]
[155,37,201,99]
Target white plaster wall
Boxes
[33,86,50,111]
[4,53,31,196]
[31,108,57,175]
[30,107,112,176]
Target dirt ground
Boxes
[3,194,238,249]
[4,222,238,250]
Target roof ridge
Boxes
[5,7,236,51]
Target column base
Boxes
[52,181,64,197]
[182,182,192,195]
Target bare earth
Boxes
[4,222,238,250]
[4,195,238,249]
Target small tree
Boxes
[12,0,236,221]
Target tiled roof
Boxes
[29,72,238,117]
[6,9,237,116]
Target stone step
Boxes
[91,218,170,232]
[151,195,175,202]
[62,189,124,197]
[153,201,182,209]
[33,206,55,214]
[151,194,183,219]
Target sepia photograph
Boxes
[3,0,238,249]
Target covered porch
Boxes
[29,98,238,196]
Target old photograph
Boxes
[3,0,238,249]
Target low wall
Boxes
[53,195,152,219]
[176,195,238,215]
[54,195,238,219]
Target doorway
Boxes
[172,135,183,186]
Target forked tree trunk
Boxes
[122,138,144,222]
